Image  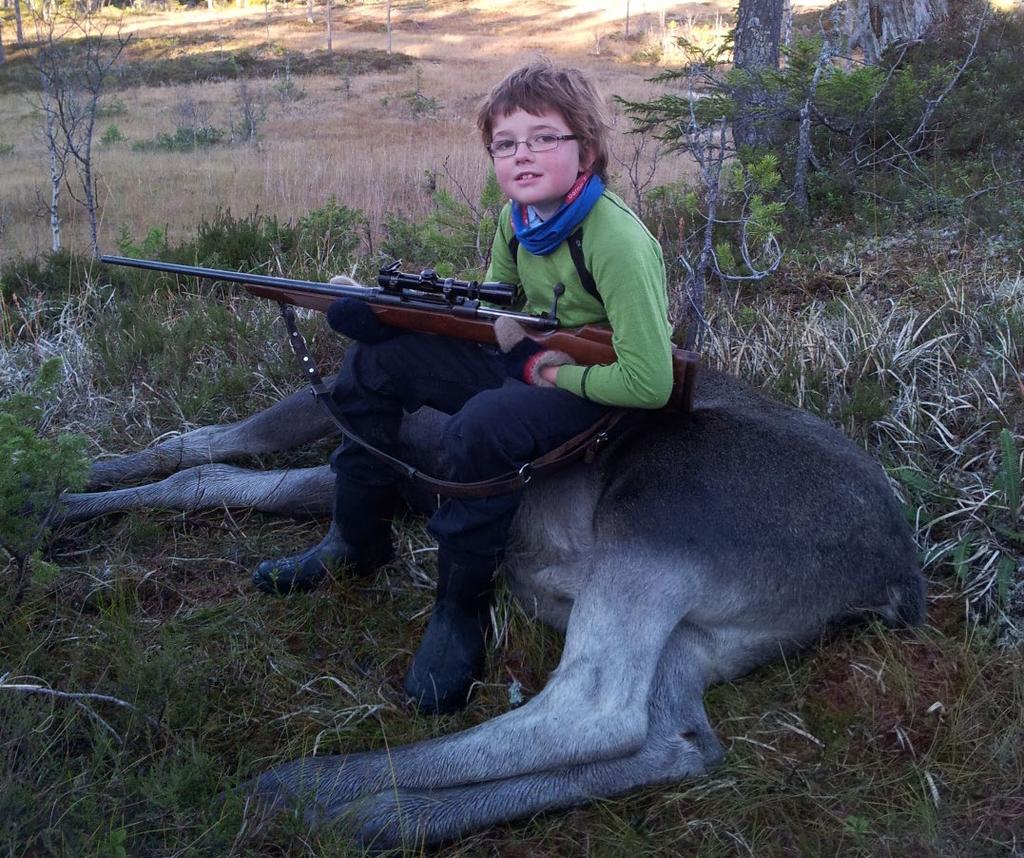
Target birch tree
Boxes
[35,13,129,257]
[40,85,67,252]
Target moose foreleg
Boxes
[62,464,334,522]
[88,384,338,488]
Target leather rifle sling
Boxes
[278,303,626,499]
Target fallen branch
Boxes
[0,673,159,743]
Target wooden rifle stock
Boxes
[100,256,699,412]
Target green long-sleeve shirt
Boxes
[486,190,673,409]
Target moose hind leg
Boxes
[257,622,722,849]
[245,547,695,811]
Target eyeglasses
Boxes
[487,133,578,158]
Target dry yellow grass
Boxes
[2,0,1005,261]
[0,0,756,261]
[0,0,860,262]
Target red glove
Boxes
[493,316,575,387]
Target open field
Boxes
[0,0,779,262]
[0,0,704,260]
[1,2,1023,856]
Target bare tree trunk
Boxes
[326,0,332,52]
[793,34,833,213]
[624,0,630,39]
[781,0,792,48]
[35,11,128,258]
[79,114,99,256]
[735,0,783,72]
[42,95,64,252]
[49,152,62,251]
[733,0,784,149]
[386,0,392,54]
[306,0,313,24]
[847,0,950,64]
[0,20,5,66]
[14,0,24,42]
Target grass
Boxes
[1,211,1022,854]
[2,1,1023,854]
[0,0,706,263]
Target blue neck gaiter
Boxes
[511,172,605,256]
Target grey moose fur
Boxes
[65,367,925,849]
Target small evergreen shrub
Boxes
[380,171,503,277]
[131,126,225,153]
[272,58,306,104]
[231,78,266,143]
[394,68,440,121]
[116,225,168,259]
[0,359,89,604]
[97,98,128,117]
[186,209,292,271]
[295,198,366,275]
[101,124,127,145]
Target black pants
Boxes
[330,332,610,564]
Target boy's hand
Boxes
[326,297,399,343]
[493,316,575,387]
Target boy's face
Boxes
[489,108,593,221]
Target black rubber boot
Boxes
[252,479,395,595]
[404,547,495,714]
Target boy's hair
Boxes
[477,60,611,183]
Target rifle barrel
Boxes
[99,255,379,301]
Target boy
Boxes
[253,60,673,715]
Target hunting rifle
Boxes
[99,256,698,412]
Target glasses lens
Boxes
[528,134,559,152]
[490,140,516,157]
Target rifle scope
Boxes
[378,263,517,307]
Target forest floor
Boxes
[1,2,1023,857]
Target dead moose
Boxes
[61,355,926,849]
